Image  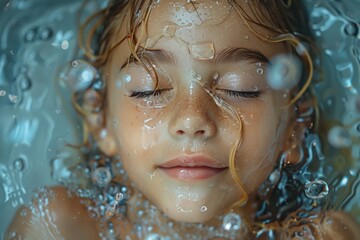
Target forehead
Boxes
[140,0,286,59]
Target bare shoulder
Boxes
[281,210,360,240]
[5,186,101,240]
[319,211,360,240]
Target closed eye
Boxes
[129,89,172,98]
[217,89,261,98]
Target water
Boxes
[1,0,360,238]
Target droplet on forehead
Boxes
[163,24,177,37]
[188,42,215,60]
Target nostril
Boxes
[176,130,185,135]
[195,130,206,136]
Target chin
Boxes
[163,206,218,223]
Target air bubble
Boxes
[62,60,96,91]
[61,40,69,50]
[8,94,18,103]
[344,22,358,36]
[71,60,78,67]
[200,205,208,212]
[0,90,6,96]
[327,126,352,148]
[19,75,32,91]
[92,167,112,187]
[13,158,25,172]
[267,54,301,90]
[115,193,123,201]
[222,213,241,231]
[304,180,329,200]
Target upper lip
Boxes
[158,155,227,168]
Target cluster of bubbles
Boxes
[24,26,53,43]
[0,89,19,103]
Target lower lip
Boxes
[159,167,227,180]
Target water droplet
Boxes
[13,158,25,172]
[190,68,202,81]
[61,40,69,50]
[200,205,208,212]
[267,54,301,90]
[0,89,6,96]
[189,42,215,60]
[72,60,78,67]
[304,180,329,199]
[115,193,123,201]
[256,68,264,75]
[162,24,177,37]
[92,167,112,187]
[212,72,219,81]
[222,213,241,231]
[8,94,18,103]
[124,74,132,83]
[327,126,352,148]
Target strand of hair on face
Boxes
[126,1,159,89]
[231,3,314,108]
[220,100,249,207]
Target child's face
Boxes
[102,1,291,223]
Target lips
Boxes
[158,155,227,180]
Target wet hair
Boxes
[78,0,319,224]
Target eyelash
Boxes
[219,89,261,98]
[129,89,261,99]
[129,90,165,98]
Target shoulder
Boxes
[319,211,360,240]
[5,186,101,240]
[280,210,360,240]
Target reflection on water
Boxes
[0,0,360,238]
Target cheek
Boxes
[236,101,287,191]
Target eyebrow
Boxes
[214,47,269,64]
[129,47,269,65]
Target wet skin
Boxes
[5,1,360,239]
[101,0,290,223]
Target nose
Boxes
[168,94,217,140]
